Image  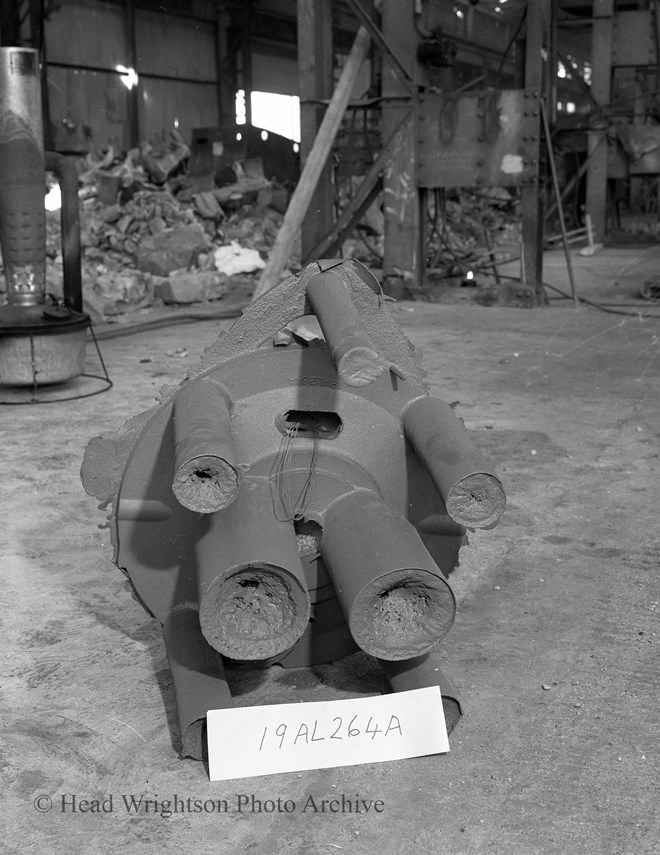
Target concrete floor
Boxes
[2,247,659,854]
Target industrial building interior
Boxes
[1,1,658,853]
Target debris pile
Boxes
[422,188,521,292]
[1,130,523,316]
[334,179,522,298]
[31,142,296,321]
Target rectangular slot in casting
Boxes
[284,410,342,438]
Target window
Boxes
[236,89,301,142]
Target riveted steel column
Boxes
[585,0,613,244]
[521,0,549,305]
[298,0,334,261]
[381,0,419,298]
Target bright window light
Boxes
[235,90,301,142]
[116,65,138,90]
[251,91,300,142]
[45,184,61,211]
[235,90,247,125]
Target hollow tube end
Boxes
[199,564,311,661]
[172,455,240,513]
[349,568,456,661]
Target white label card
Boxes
[207,686,449,781]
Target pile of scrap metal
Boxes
[78,131,276,212]
[81,258,506,761]
[30,164,287,320]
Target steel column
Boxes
[585,0,613,244]
[381,0,418,298]
[126,0,140,149]
[521,0,548,306]
[216,10,237,130]
[303,109,411,263]
[298,0,334,261]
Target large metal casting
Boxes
[81,259,505,760]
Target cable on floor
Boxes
[90,303,247,340]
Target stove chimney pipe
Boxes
[0,47,46,308]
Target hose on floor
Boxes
[477,268,660,319]
[89,303,247,340]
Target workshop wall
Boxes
[45,0,130,151]
[44,0,219,151]
[41,1,374,155]
[136,6,218,144]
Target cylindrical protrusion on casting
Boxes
[306,270,386,386]
[163,603,233,761]
[321,491,456,661]
[196,480,311,661]
[172,379,240,513]
[0,48,46,307]
[402,396,506,529]
[378,650,462,734]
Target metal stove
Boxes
[0,46,110,402]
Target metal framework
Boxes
[297,0,550,304]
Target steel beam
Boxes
[345,0,414,95]
[521,0,549,306]
[216,10,237,130]
[303,110,411,262]
[381,0,418,298]
[298,0,334,261]
[585,0,613,244]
